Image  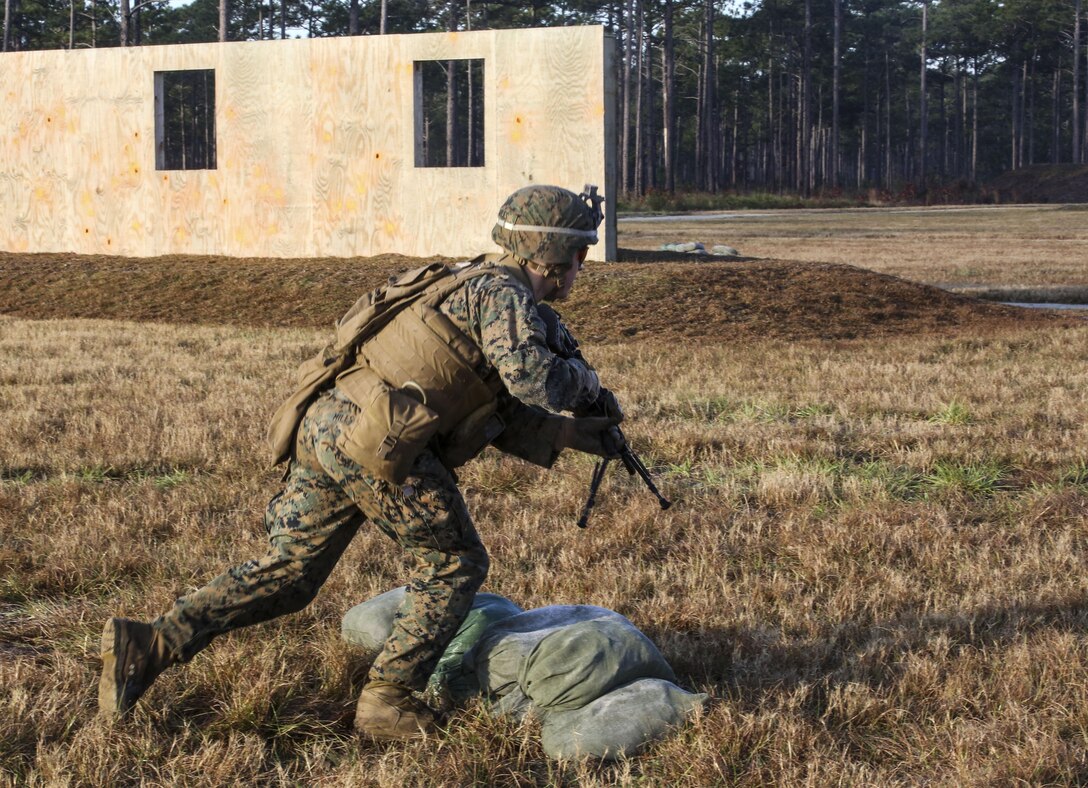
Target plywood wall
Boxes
[0,27,616,261]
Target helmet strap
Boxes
[548,267,566,290]
[518,256,569,295]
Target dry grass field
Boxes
[621,204,1088,293]
[2,207,1088,785]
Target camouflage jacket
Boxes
[439,253,599,467]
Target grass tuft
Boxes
[1055,460,1088,490]
[922,459,1010,498]
[928,401,974,425]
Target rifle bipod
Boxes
[576,451,672,529]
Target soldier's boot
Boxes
[98,617,178,719]
[354,680,439,741]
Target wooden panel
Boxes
[602,33,619,262]
[143,46,226,255]
[492,27,611,261]
[0,27,615,261]
[217,40,314,257]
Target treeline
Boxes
[4,0,1088,196]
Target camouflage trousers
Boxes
[151,387,489,691]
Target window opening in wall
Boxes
[154,69,217,171]
[414,59,484,168]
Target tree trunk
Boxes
[955,60,964,176]
[663,0,676,192]
[219,0,228,42]
[280,0,285,38]
[1075,0,1082,163]
[801,0,812,193]
[1084,15,1088,161]
[2,0,11,52]
[885,51,892,187]
[1027,54,1036,165]
[972,60,978,180]
[832,0,841,187]
[874,63,882,185]
[731,94,739,187]
[1011,62,1020,169]
[621,0,633,193]
[349,0,359,35]
[778,67,786,188]
[645,30,657,191]
[446,2,460,167]
[939,60,947,177]
[467,60,475,164]
[1053,63,1062,164]
[918,0,928,184]
[704,0,718,191]
[767,53,775,188]
[204,70,213,163]
[634,0,645,195]
[120,0,130,45]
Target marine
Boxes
[98,184,626,741]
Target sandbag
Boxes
[341,586,409,651]
[431,595,524,701]
[540,679,709,761]
[341,587,522,697]
[492,685,535,721]
[519,619,676,711]
[342,588,520,650]
[465,605,630,698]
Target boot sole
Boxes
[355,724,433,742]
[97,618,123,718]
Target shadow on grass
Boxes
[644,593,1088,707]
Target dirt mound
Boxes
[984,164,1088,204]
[0,251,1069,342]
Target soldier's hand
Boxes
[574,387,623,423]
[568,359,601,406]
[557,417,625,458]
[595,388,624,423]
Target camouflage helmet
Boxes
[492,184,605,267]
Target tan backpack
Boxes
[266,260,501,474]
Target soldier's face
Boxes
[551,247,588,301]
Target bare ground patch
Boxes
[0,251,1073,342]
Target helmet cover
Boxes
[491,184,605,267]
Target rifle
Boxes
[537,304,672,527]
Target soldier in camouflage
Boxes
[98,184,624,740]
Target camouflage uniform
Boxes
[151,255,599,691]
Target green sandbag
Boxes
[430,595,524,700]
[341,587,522,700]
[540,679,709,761]
[467,605,631,698]
[519,619,676,711]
